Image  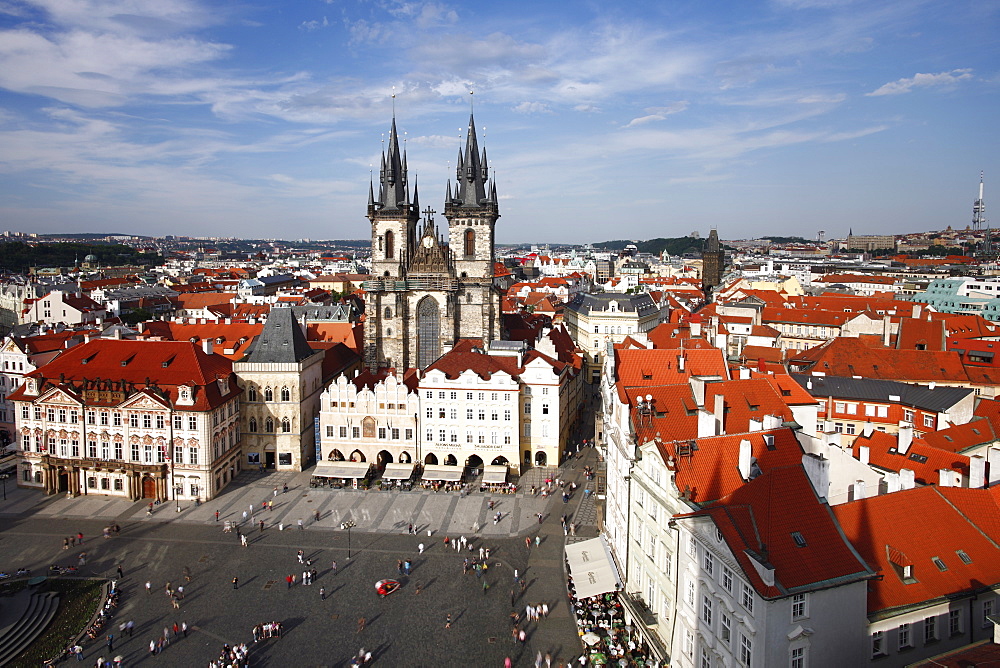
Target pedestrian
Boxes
[397,559,403,575]
[510,589,516,606]
[404,560,411,575]
[149,640,156,657]
[77,532,84,544]
[116,563,123,578]
[242,510,248,523]
[297,518,304,530]
[283,483,288,494]
[106,634,114,651]
[331,560,338,575]
[320,586,326,600]
[483,580,489,595]
[357,617,366,633]
[269,500,274,511]
[181,621,187,638]
[535,535,541,547]
[163,626,170,644]
[215,510,219,522]
[525,536,531,550]
[297,549,304,563]
[414,582,422,595]
[232,576,238,589]
[518,629,526,643]
[260,520,265,532]
[172,622,179,637]
[183,566,191,582]
[445,614,452,629]
[302,570,308,585]
[145,581,151,595]
[418,543,424,554]
[537,512,543,524]
[249,503,254,515]
[407,523,413,535]
[286,574,293,589]
[314,509,320,522]
[240,533,248,547]
[479,546,485,560]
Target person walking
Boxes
[357,617,366,633]
[259,520,265,532]
[297,549,304,564]
[404,560,411,575]
[397,560,403,575]
[145,581,151,595]
[331,560,337,575]
[116,563,123,579]
[286,574,293,589]
[314,509,320,522]
[232,576,238,589]
[320,586,326,600]
[240,533,248,547]
[181,621,187,638]
[106,634,114,652]
[297,518,304,530]
[283,483,288,494]
[445,614,452,629]
[418,543,424,554]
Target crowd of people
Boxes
[567,569,657,667]
[251,621,283,642]
[207,642,249,668]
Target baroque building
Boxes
[363,113,501,372]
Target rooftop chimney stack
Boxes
[738,439,752,480]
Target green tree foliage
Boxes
[0,242,161,272]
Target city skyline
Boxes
[0,0,997,243]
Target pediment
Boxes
[119,391,169,411]
[37,386,81,406]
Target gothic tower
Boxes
[701,228,725,297]
[363,112,501,372]
[444,113,501,348]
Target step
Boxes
[0,592,61,666]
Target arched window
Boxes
[265,418,274,433]
[385,230,394,260]
[280,386,290,402]
[281,418,291,433]
[248,387,257,402]
[264,387,273,402]
[362,416,376,439]
[384,307,392,319]
[464,228,475,257]
[416,296,441,370]
[248,418,257,433]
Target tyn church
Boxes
[363,114,501,371]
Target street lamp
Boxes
[341,519,356,559]
[0,473,8,501]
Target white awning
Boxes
[312,461,370,479]
[565,537,622,600]
[381,463,415,480]
[482,465,508,484]
[421,464,463,481]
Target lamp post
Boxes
[0,473,8,501]
[341,519,356,559]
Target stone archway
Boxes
[349,449,366,462]
[491,456,510,466]
[377,450,393,468]
[399,451,412,464]
[424,453,438,465]
[465,454,483,474]
[535,451,547,466]
[444,454,458,466]
[328,449,345,461]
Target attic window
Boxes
[943,435,953,441]
[791,532,807,548]
[907,453,928,464]
[932,557,948,572]
[749,404,760,411]
[972,428,981,435]
[957,550,972,564]
[781,389,791,396]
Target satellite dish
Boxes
[645,394,653,402]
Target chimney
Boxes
[898,422,913,455]
[854,479,866,500]
[862,422,874,437]
[677,355,685,372]
[859,445,870,465]
[912,304,922,320]
[802,453,830,500]
[202,339,214,355]
[882,315,891,347]
[690,377,706,408]
[885,471,900,493]
[900,468,916,490]
[748,417,762,432]
[697,409,715,438]
[738,366,750,380]
[738,439,752,480]
[714,393,725,435]
[969,456,986,488]
[690,319,701,338]
[938,469,955,487]
[763,414,782,430]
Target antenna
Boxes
[391,85,396,115]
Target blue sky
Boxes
[0,0,997,244]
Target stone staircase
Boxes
[0,589,61,665]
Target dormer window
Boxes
[932,557,948,572]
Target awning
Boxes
[381,463,415,480]
[421,464,463,481]
[312,461,370,479]
[482,465,508,484]
[565,537,622,600]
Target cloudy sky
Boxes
[0,0,997,243]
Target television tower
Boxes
[973,172,985,231]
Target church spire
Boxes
[453,113,491,207]
[376,114,409,211]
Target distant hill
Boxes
[0,242,161,272]
[595,237,711,256]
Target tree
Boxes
[120,307,152,325]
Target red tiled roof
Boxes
[9,339,238,411]
[677,465,874,598]
[789,337,969,383]
[850,430,971,484]
[138,321,264,361]
[833,485,1000,614]
[614,348,728,403]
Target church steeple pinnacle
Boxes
[376,114,409,211]
[452,114,494,208]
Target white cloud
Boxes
[867,69,973,96]
[624,102,688,127]
[512,101,549,114]
[299,16,329,31]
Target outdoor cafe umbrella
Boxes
[582,632,602,646]
[590,652,608,665]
